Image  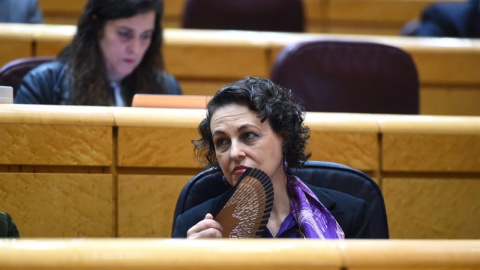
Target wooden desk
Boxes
[1,105,479,238]
[0,240,479,270]
[1,23,479,115]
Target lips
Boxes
[232,165,247,175]
[124,58,135,64]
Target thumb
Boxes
[204,213,214,220]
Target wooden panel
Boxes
[410,49,480,85]
[339,240,480,270]
[382,134,480,172]
[308,131,378,172]
[420,86,480,116]
[327,0,437,24]
[0,124,112,166]
[33,25,75,56]
[39,0,86,25]
[0,25,34,66]
[164,44,268,79]
[382,178,480,239]
[118,174,191,237]
[0,173,114,237]
[178,79,232,96]
[117,127,200,168]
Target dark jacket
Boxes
[0,212,20,238]
[14,61,182,105]
[417,0,480,38]
[172,181,373,238]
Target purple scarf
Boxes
[288,175,345,239]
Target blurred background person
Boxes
[416,0,480,38]
[0,0,43,24]
[15,0,181,106]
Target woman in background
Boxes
[15,0,181,106]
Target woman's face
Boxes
[210,103,285,186]
[99,11,155,82]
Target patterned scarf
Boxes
[288,175,345,239]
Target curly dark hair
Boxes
[58,0,166,105]
[193,76,311,173]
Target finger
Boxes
[188,227,223,239]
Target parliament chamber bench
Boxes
[0,104,479,238]
[39,0,464,35]
[1,239,479,270]
[0,24,479,116]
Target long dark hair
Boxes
[193,76,311,172]
[59,0,166,105]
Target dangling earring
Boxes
[283,157,288,172]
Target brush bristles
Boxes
[215,167,274,238]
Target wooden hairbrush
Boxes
[214,167,274,238]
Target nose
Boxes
[128,37,142,55]
[230,140,246,160]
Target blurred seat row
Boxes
[0,39,419,114]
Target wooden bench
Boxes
[1,24,479,115]
[1,239,479,270]
[0,104,479,238]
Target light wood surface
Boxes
[0,239,478,270]
[383,178,480,239]
[0,173,114,237]
[1,24,480,115]
[1,105,479,238]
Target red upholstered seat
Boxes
[271,40,419,114]
[182,0,304,32]
[0,56,56,97]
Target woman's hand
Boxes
[186,213,223,239]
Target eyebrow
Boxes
[212,124,258,137]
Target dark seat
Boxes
[182,0,304,32]
[172,161,389,238]
[0,56,55,97]
[271,40,419,114]
[0,212,20,238]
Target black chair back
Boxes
[172,161,389,238]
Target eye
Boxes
[242,132,258,142]
[214,137,230,150]
[117,30,132,40]
[140,32,153,41]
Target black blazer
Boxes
[172,181,374,238]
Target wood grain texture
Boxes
[0,239,343,270]
[117,127,200,168]
[308,131,378,172]
[420,86,480,116]
[164,44,268,79]
[0,124,112,166]
[0,24,33,65]
[0,173,114,237]
[382,178,480,239]
[117,174,191,237]
[382,134,480,172]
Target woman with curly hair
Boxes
[15,0,181,106]
[173,77,372,239]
